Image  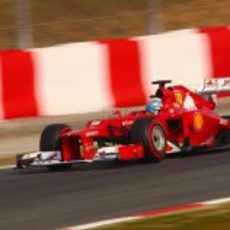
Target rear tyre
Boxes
[221,131,230,145]
[218,115,230,145]
[40,123,72,170]
[221,115,230,119]
[130,117,166,162]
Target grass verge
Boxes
[97,204,230,230]
[0,155,16,166]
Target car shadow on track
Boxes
[166,146,230,159]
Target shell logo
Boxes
[193,113,204,132]
[175,92,184,106]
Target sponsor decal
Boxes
[219,77,230,91]
[85,130,99,137]
[175,92,184,106]
[40,151,61,161]
[205,79,217,87]
[95,147,118,161]
[90,120,101,126]
[193,113,204,132]
[221,78,230,86]
[122,120,134,126]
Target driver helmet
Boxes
[146,98,163,115]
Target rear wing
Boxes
[196,77,230,95]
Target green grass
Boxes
[96,204,230,230]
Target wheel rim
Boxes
[151,125,166,152]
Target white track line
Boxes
[64,217,140,230]
[201,197,230,205]
[61,197,230,230]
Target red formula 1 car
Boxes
[16,79,230,170]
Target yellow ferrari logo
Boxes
[175,92,183,105]
[193,113,204,131]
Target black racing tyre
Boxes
[221,131,230,145]
[39,123,72,170]
[39,123,71,151]
[221,115,230,120]
[130,117,166,162]
[217,130,230,146]
[218,115,230,145]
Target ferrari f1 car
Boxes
[16,78,230,170]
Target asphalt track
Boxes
[0,148,229,230]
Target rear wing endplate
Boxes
[196,77,230,95]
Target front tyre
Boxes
[40,123,72,170]
[130,117,166,162]
[40,123,71,151]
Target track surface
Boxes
[0,149,229,230]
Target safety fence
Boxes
[0,26,229,119]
